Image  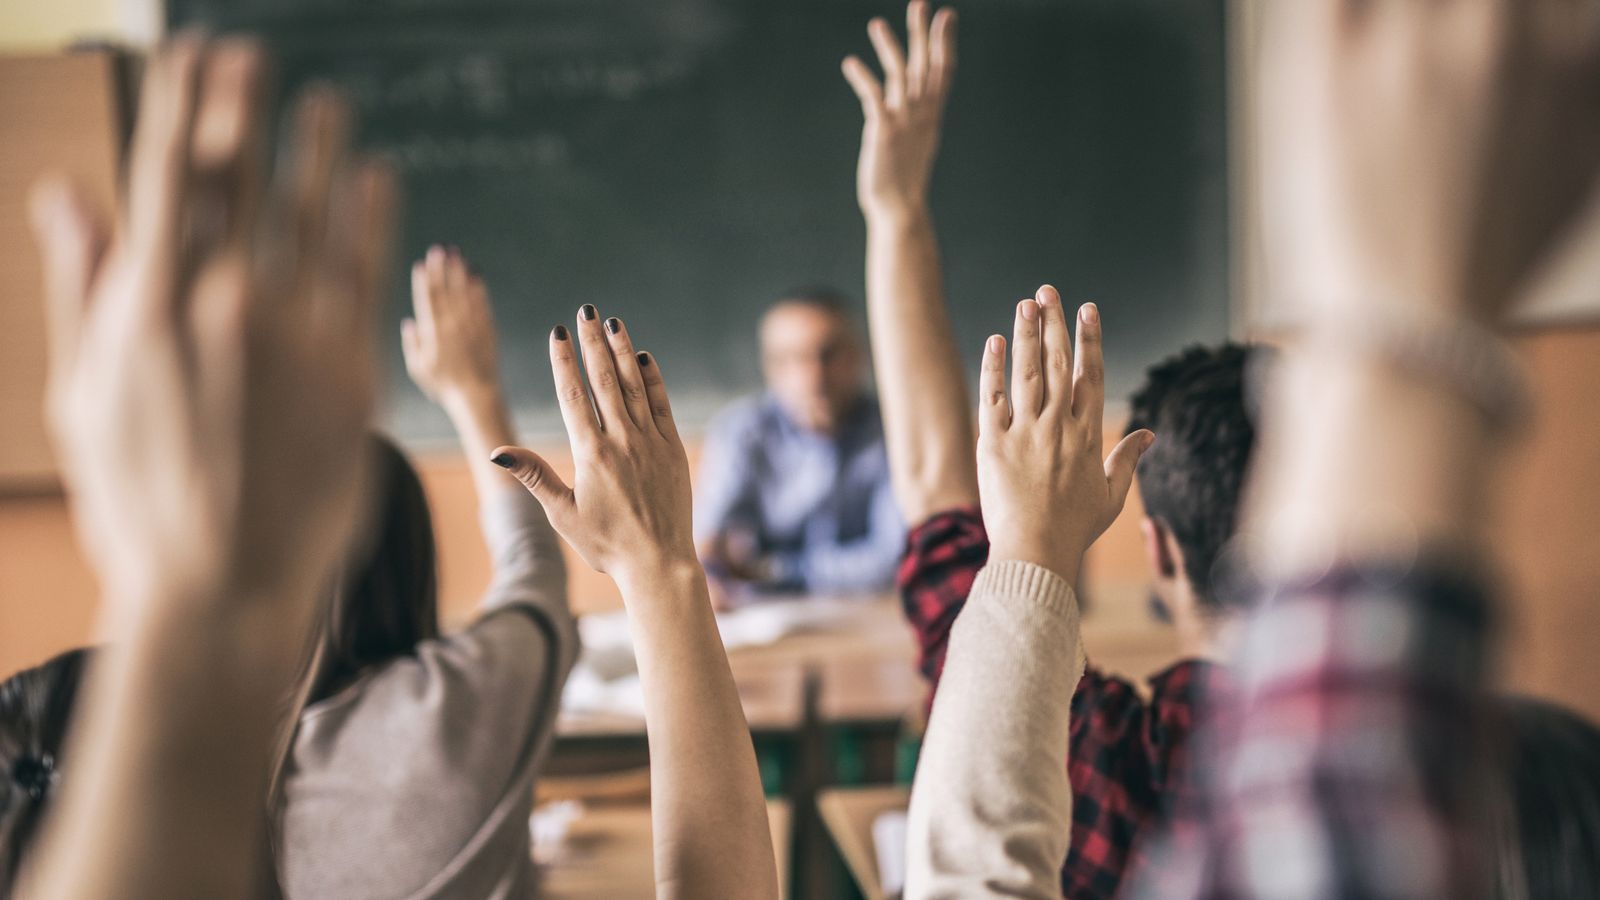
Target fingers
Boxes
[29,177,109,379]
[284,86,351,270]
[400,317,422,373]
[1037,285,1073,415]
[868,17,908,107]
[549,323,601,447]
[636,350,682,443]
[1071,302,1105,425]
[574,304,633,432]
[126,35,203,287]
[601,316,652,431]
[343,160,397,336]
[841,56,885,118]
[1009,298,1044,419]
[190,37,268,253]
[1104,429,1156,511]
[928,7,958,97]
[489,445,575,520]
[978,334,1009,436]
[906,1,931,99]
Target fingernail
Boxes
[1082,303,1100,324]
[987,335,1003,353]
[1142,431,1156,451]
[552,324,568,341]
[605,316,621,335]
[490,453,514,469]
[1020,300,1039,321]
[636,351,651,367]
[580,304,597,321]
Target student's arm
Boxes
[843,2,976,524]
[402,247,569,619]
[907,291,1153,898]
[22,38,392,900]
[493,313,777,900]
[1195,3,1600,897]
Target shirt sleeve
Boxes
[785,474,906,593]
[693,404,762,547]
[1188,562,1495,900]
[906,560,1086,899]
[896,507,990,688]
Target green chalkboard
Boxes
[167,0,1229,445]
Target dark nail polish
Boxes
[552,324,568,341]
[605,317,621,335]
[490,453,514,469]
[580,304,597,321]
[636,351,650,367]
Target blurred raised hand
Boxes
[843,1,957,219]
[403,245,501,406]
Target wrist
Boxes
[863,197,930,227]
[613,556,711,608]
[985,540,1081,588]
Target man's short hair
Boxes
[771,284,852,316]
[1124,343,1261,613]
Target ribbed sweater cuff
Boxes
[971,559,1079,620]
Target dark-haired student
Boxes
[272,246,578,899]
[841,4,1256,895]
[695,289,903,601]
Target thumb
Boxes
[29,176,108,375]
[1104,429,1155,510]
[489,445,574,513]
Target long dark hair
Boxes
[0,648,91,898]
[305,434,440,704]
[1495,696,1600,900]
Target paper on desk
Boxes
[873,809,908,898]
[530,799,584,864]
[560,598,865,718]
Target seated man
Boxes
[694,288,903,600]
[842,5,1254,895]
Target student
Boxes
[492,309,780,898]
[695,289,903,600]
[0,649,91,897]
[18,36,396,900]
[841,4,1257,894]
[271,247,578,899]
[1496,698,1600,900]
[910,0,1600,897]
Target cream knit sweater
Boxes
[905,560,1087,899]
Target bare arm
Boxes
[844,3,977,523]
[493,311,777,900]
[22,38,392,899]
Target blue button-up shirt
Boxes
[694,393,903,595]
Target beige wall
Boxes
[0,0,146,52]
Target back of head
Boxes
[1496,697,1600,900]
[0,648,91,898]
[1124,343,1259,613]
[306,435,440,705]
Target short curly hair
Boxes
[1124,343,1260,612]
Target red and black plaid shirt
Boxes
[898,508,1223,899]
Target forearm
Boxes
[442,385,522,501]
[616,562,778,900]
[864,206,979,521]
[22,588,315,900]
[906,561,1083,899]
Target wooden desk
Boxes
[541,799,791,899]
[817,785,910,900]
[557,658,807,739]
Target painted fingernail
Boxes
[636,351,651,367]
[490,453,514,469]
[580,304,597,321]
[1020,299,1039,321]
[605,316,621,335]
[1082,303,1100,324]
[552,324,568,341]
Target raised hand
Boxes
[32,37,394,612]
[976,286,1154,584]
[842,1,957,217]
[403,245,501,406]
[492,307,694,587]
[1265,1,1600,320]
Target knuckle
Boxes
[1048,350,1071,371]
[1021,363,1040,382]
[560,383,587,404]
[595,369,618,389]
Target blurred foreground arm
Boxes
[23,37,393,900]
[845,2,977,522]
[492,311,777,899]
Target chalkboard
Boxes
[168,0,1230,445]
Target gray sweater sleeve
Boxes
[904,560,1086,900]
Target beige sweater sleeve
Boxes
[904,560,1087,899]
